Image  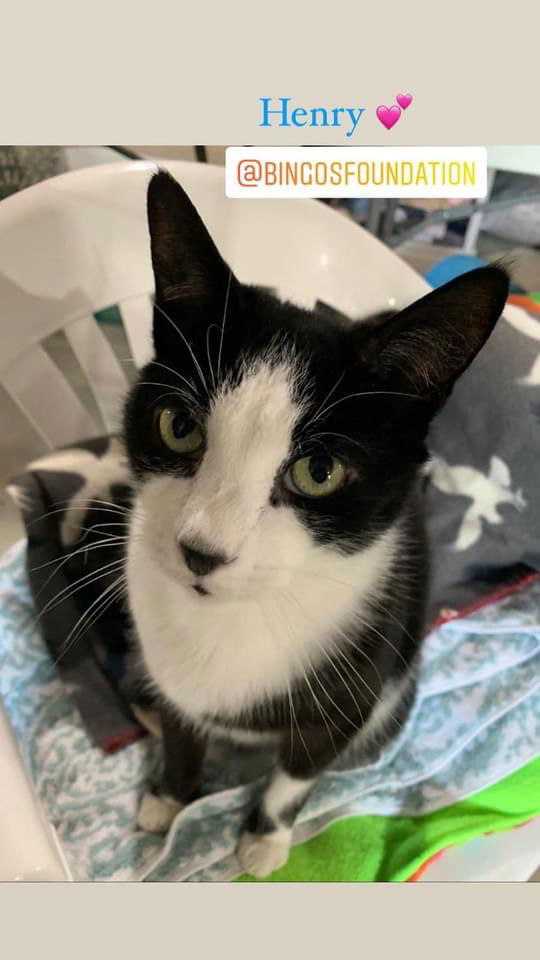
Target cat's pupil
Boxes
[309,455,333,485]
[172,415,194,439]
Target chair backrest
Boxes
[0,159,427,455]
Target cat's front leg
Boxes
[236,767,315,878]
[236,725,346,878]
[137,703,207,834]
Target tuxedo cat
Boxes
[124,170,509,877]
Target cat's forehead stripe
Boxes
[205,360,301,487]
[210,360,300,434]
[176,359,302,556]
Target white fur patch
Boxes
[355,673,413,747]
[5,483,33,513]
[236,829,291,878]
[130,704,162,738]
[197,720,280,747]
[178,362,302,560]
[263,770,314,822]
[237,761,315,878]
[137,792,183,833]
[28,438,130,545]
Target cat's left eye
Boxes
[157,407,204,454]
[285,454,347,498]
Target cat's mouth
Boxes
[192,583,210,597]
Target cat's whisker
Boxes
[84,521,130,531]
[330,642,382,710]
[149,359,199,398]
[281,588,366,735]
[349,613,410,671]
[308,431,370,453]
[69,574,128,647]
[34,545,127,603]
[153,301,209,396]
[59,499,131,513]
[315,389,421,422]
[36,556,127,620]
[367,594,419,647]
[26,500,132,528]
[283,678,296,766]
[331,619,385,689]
[217,271,233,386]
[304,675,340,750]
[38,558,127,622]
[324,654,367,729]
[312,640,367,730]
[323,640,370,704]
[264,565,398,726]
[330,638,404,731]
[70,519,132,539]
[331,632,382,699]
[55,574,128,665]
[278,593,345,749]
[51,541,143,663]
[270,605,315,766]
[262,563,411,669]
[29,534,128,576]
[267,592,327,764]
[305,371,346,428]
[136,381,200,406]
[205,323,221,392]
[58,578,125,659]
[145,390,204,415]
[29,501,132,521]
[308,663,360,739]
[50,521,125,549]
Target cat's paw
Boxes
[137,791,183,833]
[236,830,290,878]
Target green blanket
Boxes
[237,756,540,881]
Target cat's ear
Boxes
[147,170,235,305]
[360,266,509,399]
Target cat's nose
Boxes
[179,541,226,577]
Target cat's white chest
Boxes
[128,551,315,719]
[127,519,398,722]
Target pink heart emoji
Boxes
[396,93,413,109]
[376,104,401,130]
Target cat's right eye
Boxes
[156,407,204,454]
[285,454,347,498]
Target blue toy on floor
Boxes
[426,254,525,294]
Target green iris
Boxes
[289,454,346,498]
[157,407,204,454]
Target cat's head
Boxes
[123,170,508,601]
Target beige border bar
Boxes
[2,882,539,959]
[1,2,540,143]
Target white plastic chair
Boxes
[0,160,427,453]
[1,160,534,881]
